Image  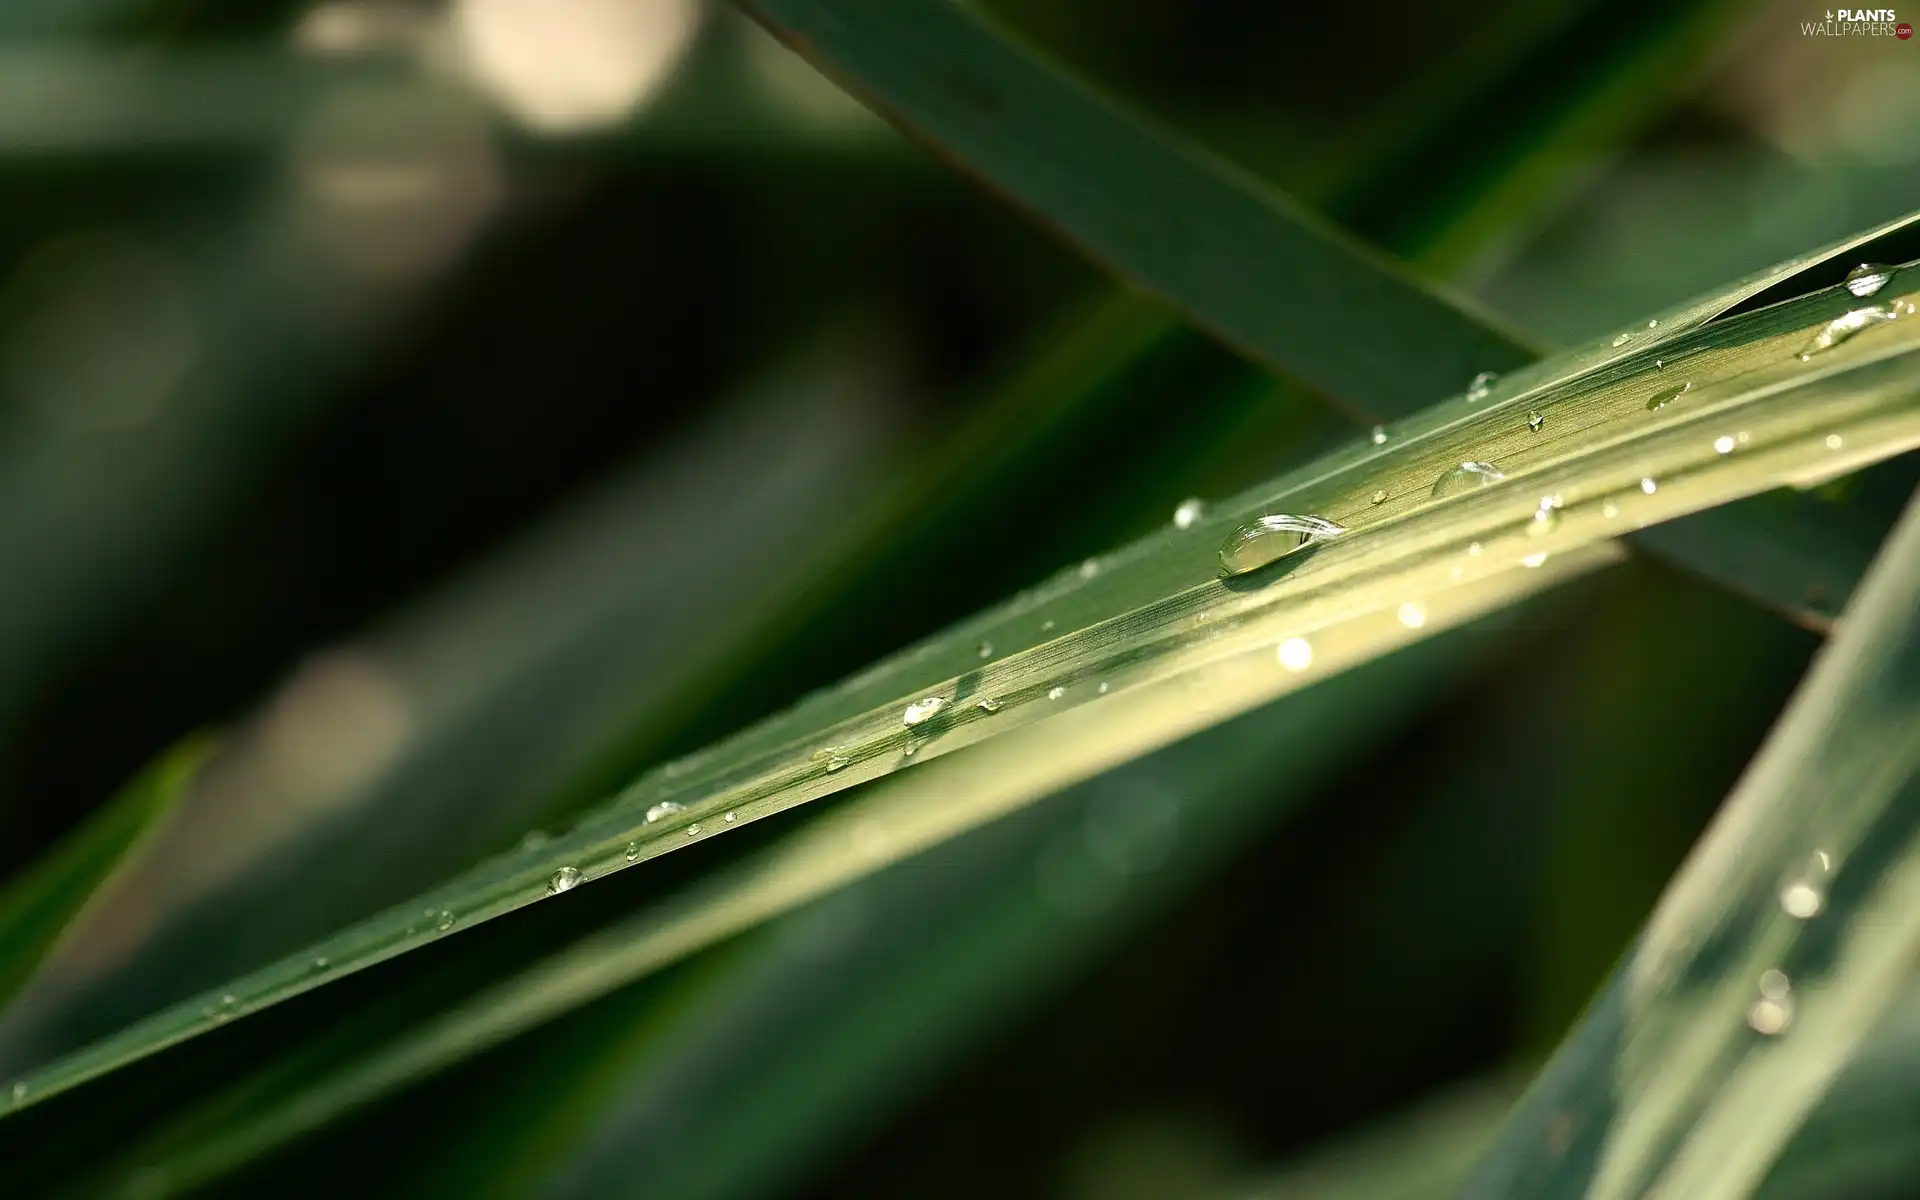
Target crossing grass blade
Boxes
[4,255,1918,1116]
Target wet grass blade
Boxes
[4,261,1919,1115]
[1458,483,1920,1197]
[736,0,1920,629]
[0,737,212,1011]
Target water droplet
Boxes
[1370,489,1387,504]
[1467,541,1483,556]
[1647,318,1659,329]
[1844,262,1892,298]
[1759,968,1791,999]
[10,1081,25,1105]
[687,823,702,836]
[1078,558,1100,580]
[1799,303,1904,358]
[625,841,641,861]
[1612,332,1632,347]
[519,829,549,852]
[1047,686,1066,700]
[645,800,685,823]
[1370,424,1388,445]
[903,696,947,726]
[1041,619,1055,632]
[548,866,581,895]
[1640,477,1658,495]
[977,697,1002,713]
[1714,435,1736,455]
[1526,411,1544,433]
[1173,497,1205,529]
[1780,850,1833,919]
[825,754,851,773]
[1398,601,1426,629]
[1749,970,1794,1035]
[976,641,993,659]
[1602,501,1620,519]
[1466,371,1498,402]
[436,909,455,931]
[1521,551,1549,568]
[1825,434,1844,450]
[1431,461,1507,498]
[312,955,330,972]
[1529,495,1562,537]
[1216,514,1347,576]
[724,810,737,823]
[1277,638,1313,671]
[1097,681,1109,694]
[1646,381,1691,411]
[209,994,238,1023]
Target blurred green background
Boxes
[0,0,1915,1195]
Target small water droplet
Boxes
[1602,501,1620,519]
[436,909,455,931]
[1612,332,1632,347]
[1078,558,1099,580]
[1277,638,1313,671]
[1216,513,1347,576]
[687,823,702,836]
[1647,318,1659,329]
[1844,262,1892,298]
[1526,411,1544,433]
[724,810,737,823]
[1467,541,1483,556]
[625,841,641,861]
[1370,489,1387,504]
[1780,882,1821,918]
[1646,381,1691,411]
[1714,435,1736,455]
[1529,495,1562,537]
[976,641,993,659]
[825,754,851,772]
[548,866,581,895]
[1048,686,1066,700]
[1173,497,1206,529]
[312,955,330,972]
[903,696,947,726]
[1825,434,1844,450]
[1799,303,1904,358]
[1466,371,1498,402]
[977,697,1002,713]
[10,1081,25,1105]
[1041,619,1055,631]
[1370,425,1388,445]
[1097,681,1109,694]
[1759,968,1791,1000]
[1521,551,1549,568]
[209,994,238,1023]
[1749,969,1795,1035]
[519,829,549,852]
[1397,601,1426,629]
[1640,477,1658,495]
[1431,461,1506,498]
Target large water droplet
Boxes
[548,866,581,895]
[1646,381,1691,411]
[1431,461,1506,498]
[903,696,947,726]
[1526,411,1544,433]
[1173,497,1205,529]
[1798,303,1905,359]
[645,800,685,824]
[1277,638,1313,671]
[1844,262,1893,298]
[1466,371,1498,402]
[1216,514,1347,577]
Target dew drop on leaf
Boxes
[1466,371,1498,402]
[1370,424,1388,445]
[1843,262,1892,298]
[1431,461,1506,498]
[1370,489,1387,504]
[645,800,685,823]
[1216,514,1346,576]
[1529,496,1562,537]
[976,641,993,659]
[1277,638,1313,671]
[1047,686,1066,700]
[548,866,581,895]
[625,841,640,861]
[436,909,455,931]
[1646,382,1690,411]
[903,696,946,726]
[1798,303,1905,359]
[1526,411,1544,432]
[724,811,737,823]
[1640,477,1658,495]
[1612,332,1632,347]
[1397,602,1426,628]
[825,753,851,772]
[687,823,701,837]
[976,697,1002,713]
[1172,497,1205,529]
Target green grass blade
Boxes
[6,263,1919,1115]
[1458,483,1920,1197]
[0,737,212,1012]
[735,0,1920,629]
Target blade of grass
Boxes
[735,0,1920,628]
[0,737,213,1011]
[1458,480,1920,1198]
[4,257,1917,1114]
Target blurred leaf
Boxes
[1459,482,1920,1197]
[0,736,211,1012]
[7,254,1919,1113]
[736,0,1920,629]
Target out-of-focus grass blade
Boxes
[1458,482,1920,1198]
[76,596,1536,1196]
[736,0,1920,629]
[6,259,1918,1113]
[0,737,212,1012]
[1760,994,1920,1199]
